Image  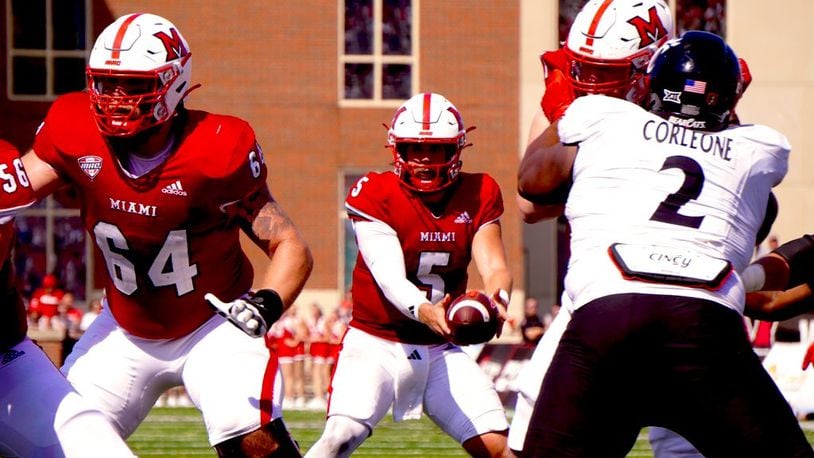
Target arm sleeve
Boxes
[353,219,432,320]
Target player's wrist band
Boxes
[251,289,284,324]
[496,289,510,307]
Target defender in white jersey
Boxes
[510,1,703,455]
[517,31,813,457]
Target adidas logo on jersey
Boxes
[407,349,422,360]
[1,349,24,366]
[454,212,472,224]
[161,180,188,196]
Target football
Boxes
[446,291,499,345]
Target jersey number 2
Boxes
[650,156,705,229]
[94,222,199,296]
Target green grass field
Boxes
[127,408,814,457]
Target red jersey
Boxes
[32,92,269,339]
[345,171,503,344]
[0,139,36,350]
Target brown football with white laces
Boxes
[445,291,498,345]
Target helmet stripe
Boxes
[111,13,143,59]
[422,92,432,130]
[584,0,614,49]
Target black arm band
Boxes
[773,234,814,288]
[251,289,285,324]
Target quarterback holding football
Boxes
[306,92,513,458]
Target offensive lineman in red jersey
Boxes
[305,93,513,458]
[21,13,312,457]
[0,140,135,457]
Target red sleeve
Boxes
[344,172,393,224]
[31,93,91,175]
[476,174,504,228]
[202,118,271,223]
[0,140,35,217]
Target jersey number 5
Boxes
[416,251,450,303]
[94,222,199,296]
[650,155,705,229]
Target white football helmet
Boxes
[564,0,674,102]
[387,93,472,193]
[87,13,193,136]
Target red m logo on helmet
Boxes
[153,28,188,61]
[627,6,668,47]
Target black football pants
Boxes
[522,293,813,458]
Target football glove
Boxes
[730,57,752,125]
[803,342,814,371]
[539,49,575,123]
[205,289,284,338]
[739,57,752,94]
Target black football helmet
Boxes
[647,31,741,131]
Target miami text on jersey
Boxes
[420,231,456,242]
[109,198,158,217]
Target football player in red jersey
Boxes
[305,92,513,458]
[0,140,135,457]
[20,13,312,457]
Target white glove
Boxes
[205,289,284,338]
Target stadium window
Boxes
[341,172,365,293]
[341,169,388,292]
[558,0,587,44]
[6,0,90,101]
[676,0,726,37]
[15,192,91,302]
[340,0,416,107]
[557,1,727,42]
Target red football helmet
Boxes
[87,13,195,137]
[387,93,473,193]
[564,0,674,103]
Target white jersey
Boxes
[559,95,789,313]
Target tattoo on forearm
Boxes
[252,201,295,242]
